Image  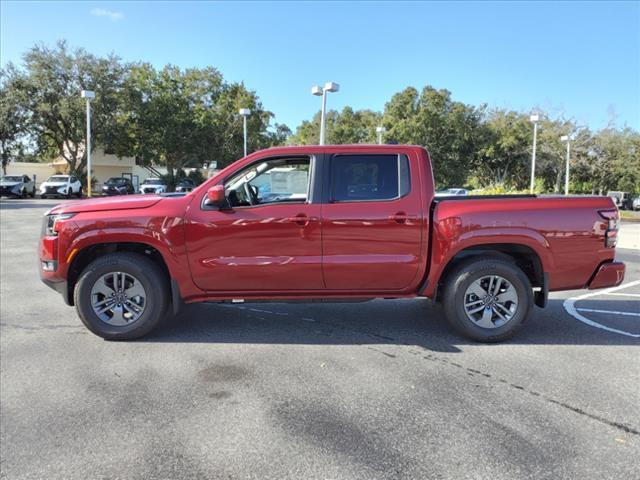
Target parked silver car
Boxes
[434,188,468,197]
[0,175,36,198]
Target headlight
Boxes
[43,213,76,236]
[57,187,68,194]
[11,185,21,193]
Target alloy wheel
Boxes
[463,275,519,328]
[90,271,147,326]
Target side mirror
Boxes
[206,185,227,207]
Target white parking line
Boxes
[563,280,640,338]
[604,293,640,298]
[576,308,640,317]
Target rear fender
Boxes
[425,226,553,298]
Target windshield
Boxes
[142,179,164,185]
[0,176,23,182]
[47,176,68,183]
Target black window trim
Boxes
[328,153,411,204]
[201,154,317,211]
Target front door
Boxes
[185,155,323,292]
[321,152,424,291]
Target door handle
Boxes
[286,214,312,226]
[388,212,413,224]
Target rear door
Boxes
[321,150,424,291]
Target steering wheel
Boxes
[244,183,259,205]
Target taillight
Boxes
[598,210,619,248]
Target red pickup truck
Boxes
[39,145,625,341]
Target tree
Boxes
[289,107,381,145]
[383,86,485,188]
[588,127,640,194]
[473,110,532,189]
[19,41,126,178]
[0,65,29,174]
[115,64,288,176]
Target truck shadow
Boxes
[143,298,640,352]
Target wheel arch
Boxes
[66,242,177,309]
[433,243,547,307]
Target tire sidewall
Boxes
[445,259,533,342]
[75,254,167,340]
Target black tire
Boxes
[74,252,169,340]
[40,194,46,199]
[21,188,27,199]
[442,256,533,342]
[30,188,36,198]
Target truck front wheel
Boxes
[442,257,533,342]
[74,252,169,340]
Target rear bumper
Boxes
[588,261,625,290]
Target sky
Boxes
[1,1,639,132]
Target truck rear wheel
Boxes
[442,257,533,342]
[74,252,169,340]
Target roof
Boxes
[248,144,427,156]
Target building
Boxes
[5,149,168,192]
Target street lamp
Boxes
[311,82,339,145]
[81,90,95,197]
[239,108,251,156]
[529,114,540,193]
[376,126,386,145]
[560,135,572,195]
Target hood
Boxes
[48,194,163,215]
[42,182,67,188]
[0,180,21,187]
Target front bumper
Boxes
[588,261,625,290]
[41,278,72,305]
[0,186,22,196]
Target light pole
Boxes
[376,126,386,145]
[311,82,339,145]
[239,108,251,157]
[529,114,540,193]
[560,135,572,195]
[81,90,95,197]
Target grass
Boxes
[619,210,640,220]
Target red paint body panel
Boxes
[38,145,625,306]
[425,196,619,296]
[184,202,324,291]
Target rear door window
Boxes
[330,154,410,202]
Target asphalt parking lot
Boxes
[1,198,638,479]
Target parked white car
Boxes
[39,175,83,199]
[139,178,168,194]
[0,175,36,198]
